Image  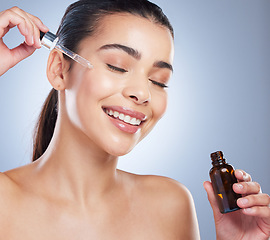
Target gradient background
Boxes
[0,0,269,239]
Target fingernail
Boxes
[243,208,253,213]
[238,170,244,177]
[236,183,243,189]
[30,36,34,45]
[239,198,248,205]
[38,39,41,48]
[243,174,249,181]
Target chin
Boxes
[104,139,138,157]
[108,146,136,157]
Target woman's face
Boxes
[63,13,174,156]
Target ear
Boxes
[46,50,70,91]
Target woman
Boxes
[0,0,269,239]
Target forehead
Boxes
[97,13,171,35]
[80,13,174,62]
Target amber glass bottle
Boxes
[209,151,241,214]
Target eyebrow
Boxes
[98,44,141,60]
[154,61,173,72]
[98,43,173,72]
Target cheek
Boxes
[139,91,167,141]
[78,67,118,99]
[70,68,119,127]
[151,91,168,121]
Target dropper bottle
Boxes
[39,31,93,69]
[209,151,241,213]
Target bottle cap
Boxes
[210,151,224,161]
[39,31,46,40]
[40,31,58,50]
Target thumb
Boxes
[203,181,223,221]
[0,41,36,76]
[10,42,36,66]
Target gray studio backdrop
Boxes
[0,0,269,239]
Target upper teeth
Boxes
[106,109,142,126]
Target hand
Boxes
[204,169,270,240]
[0,7,48,76]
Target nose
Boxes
[122,78,151,105]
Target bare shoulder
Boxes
[0,171,18,194]
[136,174,194,211]
[122,172,201,239]
[0,172,20,222]
[0,171,21,203]
[0,164,37,203]
[120,171,193,205]
[141,175,200,239]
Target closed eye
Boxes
[106,64,128,73]
[149,79,168,88]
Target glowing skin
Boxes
[0,11,200,239]
[1,7,269,240]
[63,14,174,156]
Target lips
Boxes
[103,106,147,134]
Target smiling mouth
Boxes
[103,108,145,126]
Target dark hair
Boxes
[32,0,174,161]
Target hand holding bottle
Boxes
[0,7,48,76]
[204,169,270,240]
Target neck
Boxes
[34,113,119,205]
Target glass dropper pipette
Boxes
[40,31,93,69]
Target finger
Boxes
[26,12,47,48]
[203,181,223,221]
[0,41,36,76]
[25,12,48,32]
[12,7,48,48]
[0,8,34,46]
[1,7,48,48]
[234,169,252,182]
[0,9,28,38]
[10,7,37,47]
[237,193,270,209]
[10,43,36,67]
[242,206,270,220]
[233,181,261,195]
